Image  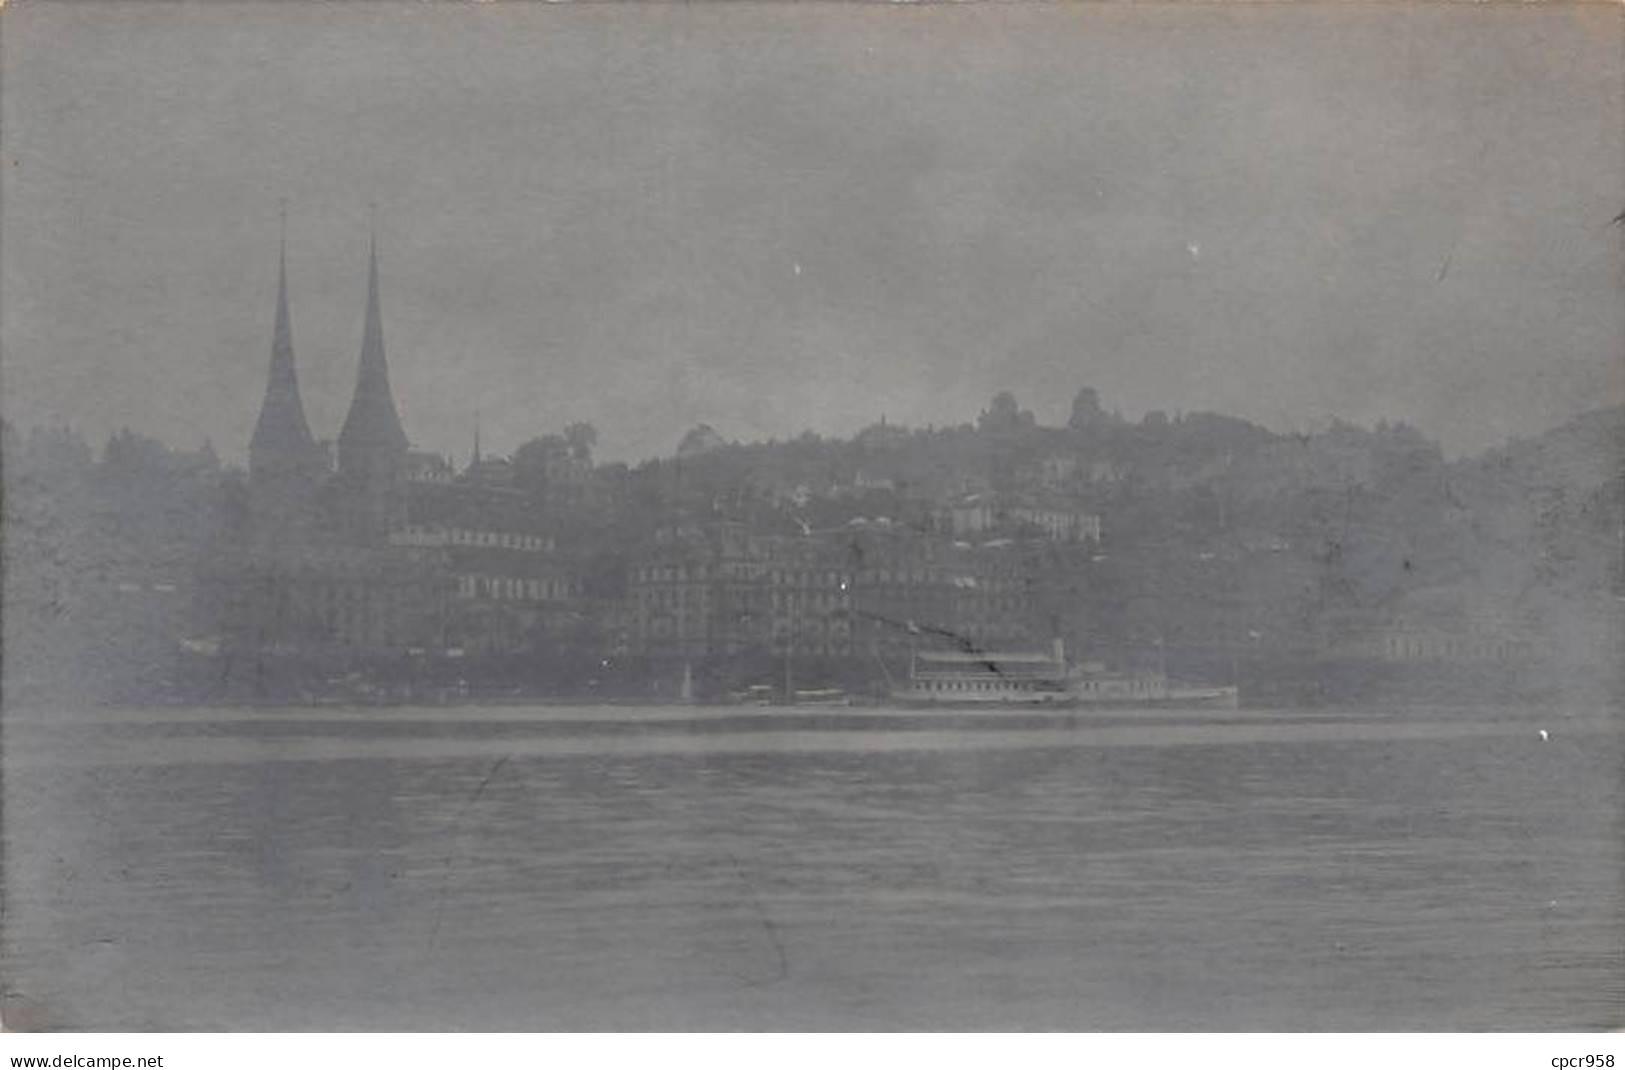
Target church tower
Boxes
[248,218,327,533]
[335,229,411,543]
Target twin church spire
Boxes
[336,230,411,471]
[247,216,323,481]
[248,212,410,493]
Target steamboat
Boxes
[890,639,1239,709]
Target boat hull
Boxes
[1076,685,1240,710]
[887,685,1240,710]
[887,691,1077,708]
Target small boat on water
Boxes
[726,684,853,707]
[727,684,778,706]
[890,639,1238,709]
[789,687,852,707]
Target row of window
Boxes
[393,526,554,552]
[456,574,576,601]
[640,589,699,610]
[636,588,1031,619]
[910,677,1156,694]
[914,679,1052,692]
[1078,678,1159,693]
[947,509,1103,537]
[633,567,1028,590]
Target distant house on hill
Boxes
[405,450,456,484]
[941,493,1102,544]
[1035,453,1127,489]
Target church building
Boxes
[212,218,582,697]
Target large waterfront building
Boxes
[623,517,1083,698]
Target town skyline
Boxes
[4,203,1620,470]
[3,3,1620,466]
[9,328,1620,478]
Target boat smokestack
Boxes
[1052,637,1065,668]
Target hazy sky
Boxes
[3,2,1620,464]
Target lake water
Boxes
[3,703,1620,1030]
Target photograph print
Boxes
[1,0,1621,1032]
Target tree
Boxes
[513,434,570,496]
[1068,387,1104,430]
[514,434,569,471]
[677,424,727,458]
[101,428,170,478]
[978,391,1035,433]
[564,422,598,467]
